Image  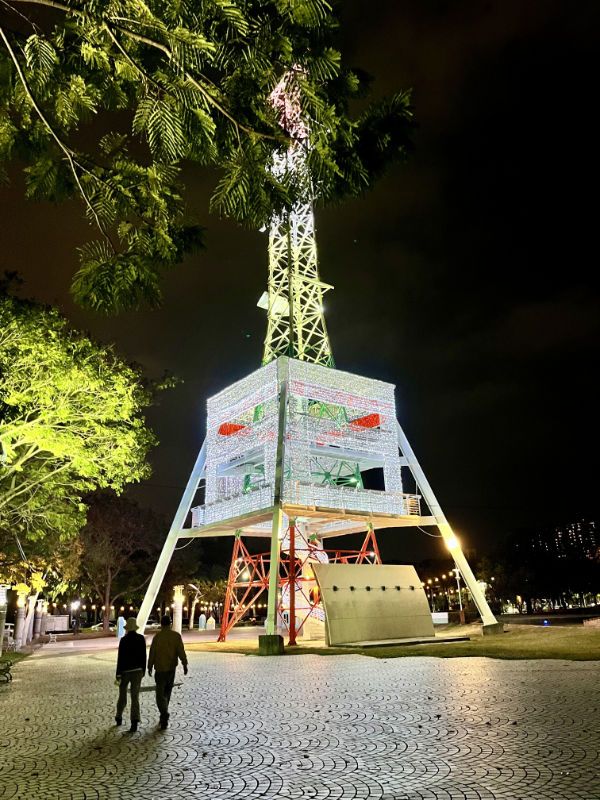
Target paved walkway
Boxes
[1,646,599,799]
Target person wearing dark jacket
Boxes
[115,617,147,732]
[148,615,188,729]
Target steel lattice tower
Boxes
[136,71,501,644]
[259,72,334,367]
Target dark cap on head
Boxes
[161,614,172,627]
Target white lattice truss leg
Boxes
[396,421,498,628]
[136,441,206,632]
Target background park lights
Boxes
[12,583,29,608]
[173,586,185,605]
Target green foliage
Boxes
[146,98,189,163]
[0,0,413,311]
[194,578,228,605]
[23,35,58,87]
[0,294,159,556]
[0,525,82,590]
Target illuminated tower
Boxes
[258,71,334,368]
[137,73,500,642]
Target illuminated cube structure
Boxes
[182,356,438,641]
[192,357,421,536]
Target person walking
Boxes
[115,617,147,732]
[148,614,188,729]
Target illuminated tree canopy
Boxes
[0,291,158,549]
[0,0,412,312]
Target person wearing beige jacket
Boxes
[148,614,188,729]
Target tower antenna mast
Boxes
[259,69,334,367]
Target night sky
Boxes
[1,1,598,564]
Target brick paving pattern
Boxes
[1,649,599,799]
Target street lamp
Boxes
[70,599,81,633]
[172,585,185,633]
[453,568,463,614]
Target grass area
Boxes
[0,651,28,666]
[186,625,600,661]
[77,629,115,637]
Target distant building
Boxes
[527,519,598,560]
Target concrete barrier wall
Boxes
[313,563,435,646]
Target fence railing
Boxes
[191,484,274,527]
[283,481,421,516]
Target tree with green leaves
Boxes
[0,521,81,587]
[79,490,164,631]
[0,291,159,560]
[186,577,227,629]
[0,530,82,644]
[0,0,412,312]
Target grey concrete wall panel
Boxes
[313,563,434,645]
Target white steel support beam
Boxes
[396,421,499,629]
[136,440,206,633]
[265,505,283,635]
[265,362,289,635]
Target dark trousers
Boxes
[116,670,143,723]
[154,670,176,718]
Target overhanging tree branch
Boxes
[0,461,72,511]
[9,0,283,143]
[0,25,115,248]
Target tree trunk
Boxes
[0,605,7,657]
[189,595,199,630]
[103,567,111,632]
[24,593,39,644]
